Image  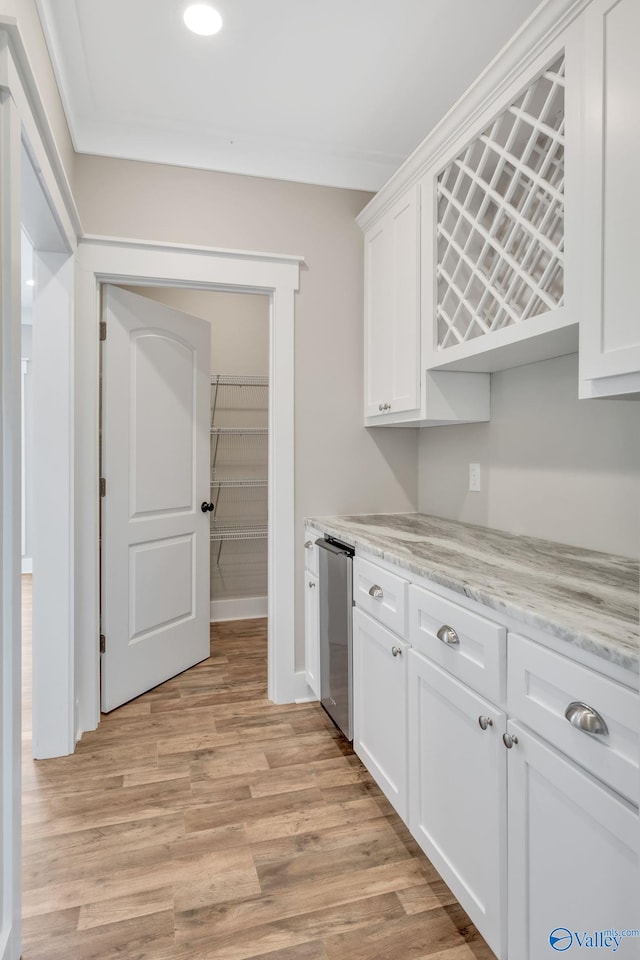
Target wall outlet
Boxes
[469,463,481,492]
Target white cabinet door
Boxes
[303,530,319,577]
[580,0,640,394]
[507,719,639,960]
[353,608,408,818]
[364,185,420,421]
[304,571,319,698]
[408,651,507,959]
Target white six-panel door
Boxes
[101,286,211,712]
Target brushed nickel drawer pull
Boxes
[437,624,459,645]
[503,733,518,749]
[478,716,493,730]
[564,701,608,736]
[391,646,402,658]
[368,585,384,600]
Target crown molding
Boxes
[357,0,591,230]
[0,15,82,240]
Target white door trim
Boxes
[0,23,79,960]
[0,88,22,960]
[31,251,75,758]
[75,237,301,735]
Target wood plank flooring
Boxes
[21,582,493,960]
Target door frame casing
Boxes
[76,236,301,733]
[0,21,79,960]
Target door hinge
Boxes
[99,320,107,341]
[100,477,106,497]
[99,633,106,653]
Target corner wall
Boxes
[418,354,640,558]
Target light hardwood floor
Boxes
[21,578,492,960]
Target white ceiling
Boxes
[36,0,542,191]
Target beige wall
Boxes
[419,354,640,559]
[1,0,76,187]
[124,287,269,378]
[77,156,419,668]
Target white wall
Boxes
[419,354,640,559]
[74,156,419,668]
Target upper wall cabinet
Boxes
[421,42,578,373]
[358,0,640,420]
[363,184,490,427]
[364,185,421,421]
[579,0,640,399]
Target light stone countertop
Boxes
[306,513,639,676]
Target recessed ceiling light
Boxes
[183,4,223,36]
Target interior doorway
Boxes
[75,238,300,738]
[98,283,271,713]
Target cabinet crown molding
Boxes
[356,0,591,232]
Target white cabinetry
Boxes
[364,185,420,421]
[304,571,319,697]
[508,632,639,804]
[352,556,410,818]
[347,545,639,960]
[580,0,640,398]
[353,555,408,636]
[363,186,490,427]
[419,41,576,375]
[303,531,320,697]
[507,720,639,959]
[505,631,639,958]
[359,1,640,412]
[408,652,507,958]
[353,608,408,818]
[410,583,506,703]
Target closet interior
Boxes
[120,286,270,621]
[209,374,268,609]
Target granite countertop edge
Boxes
[306,514,639,677]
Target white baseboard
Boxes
[22,557,33,574]
[210,596,268,622]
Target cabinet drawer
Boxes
[508,633,639,805]
[409,584,505,703]
[303,529,320,576]
[353,556,408,637]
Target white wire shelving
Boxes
[210,375,268,426]
[209,375,268,566]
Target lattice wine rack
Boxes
[436,54,565,351]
